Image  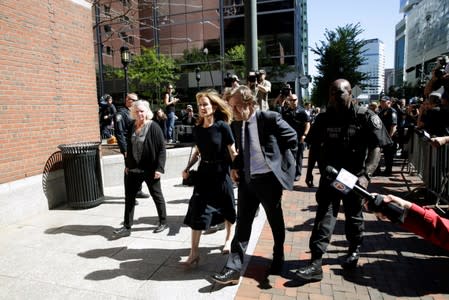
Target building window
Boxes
[104,24,112,35]
[119,32,134,44]
[104,5,111,17]
[120,0,131,7]
[120,15,130,24]
[105,46,113,56]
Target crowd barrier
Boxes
[404,131,449,211]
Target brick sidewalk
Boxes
[235,153,449,300]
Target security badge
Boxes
[370,114,383,129]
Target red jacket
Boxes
[402,203,449,251]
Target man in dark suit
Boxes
[211,85,297,285]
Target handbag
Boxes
[182,169,197,186]
[182,146,198,186]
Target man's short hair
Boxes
[230,85,256,105]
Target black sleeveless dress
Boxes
[183,120,236,230]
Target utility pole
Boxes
[244,0,258,74]
[95,3,104,98]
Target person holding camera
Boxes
[246,70,270,111]
[272,83,293,113]
[256,69,271,111]
[417,92,449,138]
[224,73,240,89]
[297,79,392,282]
[424,55,449,99]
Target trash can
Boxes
[58,142,104,208]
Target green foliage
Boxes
[115,47,180,104]
[310,23,368,107]
[387,81,420,100]
[176,48,210,72]
[102,64,121,80]
[225,44,246,79]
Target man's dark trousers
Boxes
[225,172,285,271]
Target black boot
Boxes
[295,258,323,281]
[341,245,361,269]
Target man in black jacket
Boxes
[115,93,149,200]
[211,85,297,285]
[298,79,392,281]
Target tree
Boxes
[310,23,368,107]
[116,47,180,106]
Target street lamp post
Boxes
[195,67,201,91]
[203,47,214,87]
[120,45,131,96]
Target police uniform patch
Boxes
[370,114,382,129]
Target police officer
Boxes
[296,79,392,281]
[281,94,311,181]
[378,96,397,176]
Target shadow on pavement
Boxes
[78,245,223,282]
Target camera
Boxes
[281,83,291,97]
[435,55,449,79]
[224,73,234,88]
[247,71,259,83]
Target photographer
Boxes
[256,69,271,111]
[424,55,449,99]
[223,73,240,89]
[417,92,448,137]
[372,194,449,251]
[272,83,293,113]
[246,70,270,111]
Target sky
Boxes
[307,0,404,78]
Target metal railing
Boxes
[403,132,449,212]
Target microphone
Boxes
[325,166,405,224]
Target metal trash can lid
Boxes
[58,142,101,154]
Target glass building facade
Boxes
[138,0,308,87]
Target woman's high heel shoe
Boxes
[180,256,200,267]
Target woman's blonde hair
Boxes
[195,89,233,125]
[131,100,154,120]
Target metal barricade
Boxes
[404,132,449,212]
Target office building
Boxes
[359,39,385,97]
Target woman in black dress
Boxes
[181,89,237,266]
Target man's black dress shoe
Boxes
[341,248,360,269]
[211,268,240,285]
[295,262,323,281]
[136,191,150,198]
[113,226,131,237]
[153,223,168,233]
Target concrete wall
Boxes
[0,147,193,226]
